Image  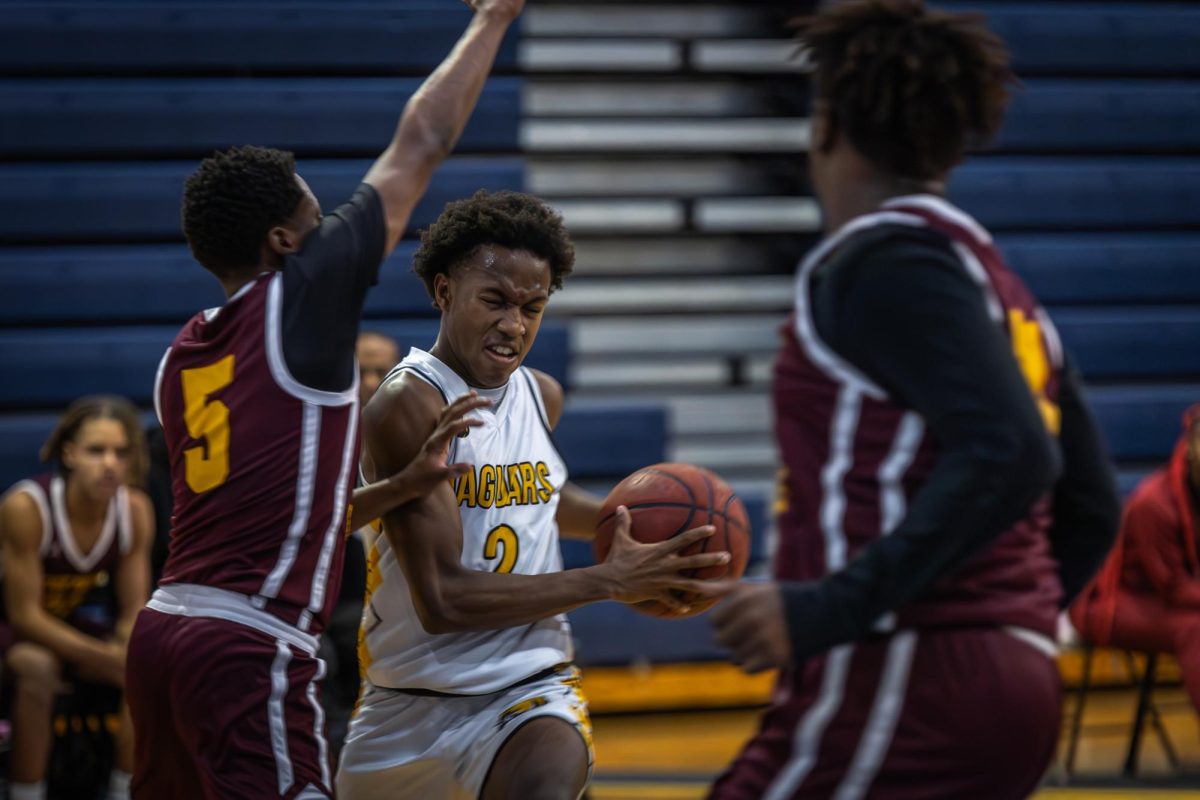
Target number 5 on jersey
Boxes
[181,355,235,493]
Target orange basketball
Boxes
[593,462,750,618]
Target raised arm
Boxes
[362,375,729,633]
[364,0,525,255]
[0,491,124,686]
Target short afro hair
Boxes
[413,190,575,299]
[181,145,306,277]
[796,0,1015,180]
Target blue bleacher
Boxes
[1052,307,1200,379]
[0,159,524,243]
[0,79,520,157]
[0,322,570,410]
[0,3,519,74]
[950,158,1200,231]
[998,81,1200,152]
[1088,385,1198,463]
[0,244,438,325]
[942,3,1200,76]
[1000,233,1200,305]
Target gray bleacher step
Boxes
[525,5,774,38]
[529,158,780,197]
[525,81,795,117]
[574,314,786,357]
[570,236,790,276]
[549,197,821,235]
[521,118,809,153]
[572,354,776,391]
[671,436,778,474]
[548,275,793,315]
[548,199,685,233]
[692,40,809,73]
[575,391,772,437]
[695,198,822,232]
[519,40,682,72]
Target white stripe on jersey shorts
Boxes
[336,666,593,799]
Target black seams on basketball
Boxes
[593,462,750,619]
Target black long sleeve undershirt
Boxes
[780,228,1117,661]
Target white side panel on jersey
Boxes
[264,273,359,407]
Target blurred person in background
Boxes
[0,395,154,800]
[1070,403,1200,719]
[708,2,1119,797]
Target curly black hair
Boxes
[796,0,1015,180]
[413,190,575,298]
[181,145,306,276]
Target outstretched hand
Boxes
[393,392,489,501]
[463,0,525,24]
[710,581,792,674]
[599,506,736,615]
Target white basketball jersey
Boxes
[359,348,573,694]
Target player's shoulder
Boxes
[0,483,45,545]
[363,368,444,438]
[525,368,563,428]
[836,221,959,270]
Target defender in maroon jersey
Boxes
[709,3,1119,798]
[125,2,524,798]
[0,397,154,800]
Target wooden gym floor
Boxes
[581,663,1200,799]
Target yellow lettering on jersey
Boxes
[498,696,548,727]
[1007,309,1062,435]
[479,465,497,508]
[519,462,538,505]
[505,465,524,507]
[494,464,513,509]
[42,573,101,619]
[455,468,477,508]
[454,462,555,509]
[181,354,235,493]
[773,467,791,516]
[483,524,520,573]
[535,461,554,504]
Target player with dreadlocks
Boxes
[708,2,1120,797]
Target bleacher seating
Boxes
[0,159,524,242]
[0,322,570,409]
[0,244,440,325]
[950,158,1200,230]
[0,79,520,158]
[0,3,519,75]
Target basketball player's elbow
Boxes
[412,579,471,634]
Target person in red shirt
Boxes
[1070,403,1200,715]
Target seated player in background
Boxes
[707,2,1120,798]
[125,1,526,797]
[0,396,154,800]
[323,331,405,754]
[1071,403,1200,720]
[337,190,731,800]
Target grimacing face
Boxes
[434,245,551,389]
[61,417,132,502]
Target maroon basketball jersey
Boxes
[773,195,1064,639]
[155,272,359,633]
[3,473,132,635]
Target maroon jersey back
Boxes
[773,195,1064,639]
[155,272,358,633]
[2,473,131,636]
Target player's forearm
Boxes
[11,608,118,672]
[416,565,616,634]
[391,10,513,164]
[556,483,603,541]
[350,475,418,533]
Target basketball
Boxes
[593,462,751,618]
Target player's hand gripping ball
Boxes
[593,463,750,618]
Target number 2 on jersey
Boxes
[181,355,235,493]
[484,524,520,573]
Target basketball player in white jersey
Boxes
[337,190,731,799]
